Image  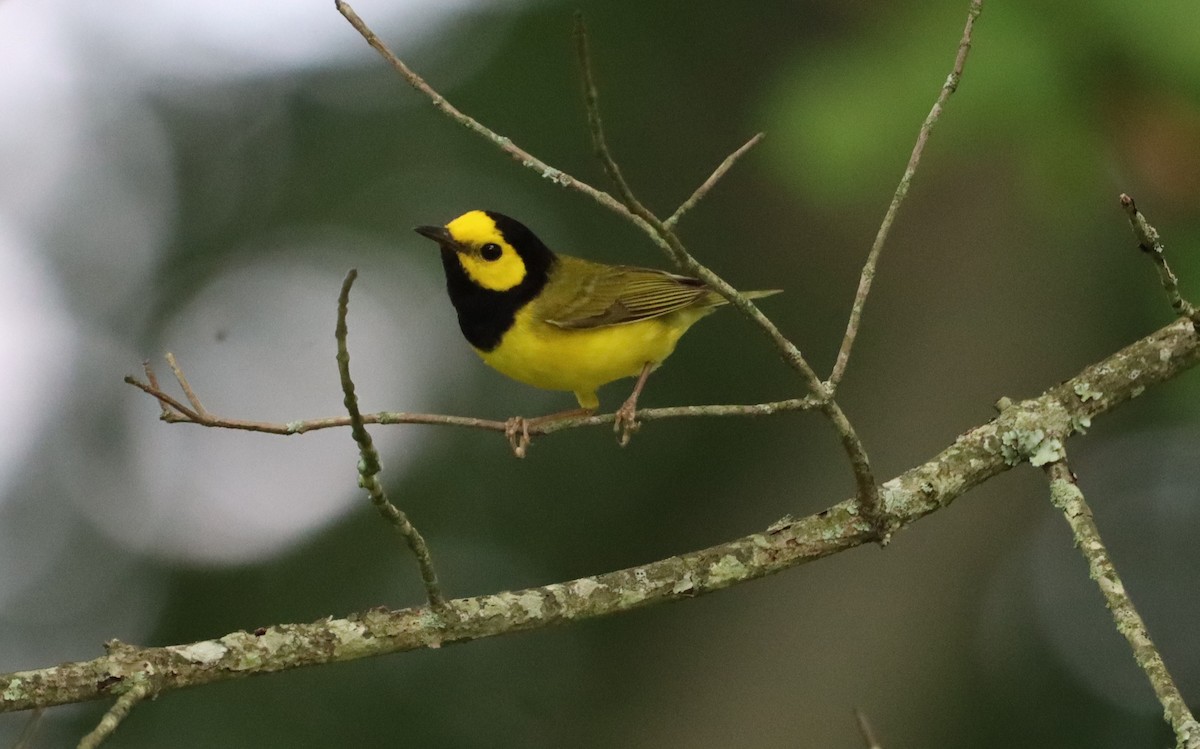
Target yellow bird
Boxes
[415,210,779,450]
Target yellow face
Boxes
[444,211,527,292]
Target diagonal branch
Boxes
[1043,459,1199,749]
[828,0,983,390]
[16,316,1198,714]
[665,132,765,229]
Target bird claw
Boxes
[613,399,641,447]
[504,416,531,458]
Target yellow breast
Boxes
[476,305,710,409]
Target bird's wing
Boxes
[540,256,715,329]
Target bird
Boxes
[414,210,779,454]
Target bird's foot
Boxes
[503,408,594,458]
[613,363,653,447]
[613,395,641,447]
[504,416,531,458]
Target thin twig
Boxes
[142,360,172,419]
[665,132,765,229]
[165,352,209,418]
[854,708,883,749]
[336,270,446,611]
[334,0,634,227]
[828,0,983,390]
[573,14,651,227]
[76,680,152,749]
[126,368,819,438]
[1119,193,1198,322]
[1043,460,1199,749]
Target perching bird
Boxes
[415,210,779,453]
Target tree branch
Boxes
[14,316,1198,714]
[1043,459,1200,749]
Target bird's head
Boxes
[415,210,555,292]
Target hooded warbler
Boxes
[415,210,779,448]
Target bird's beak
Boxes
[414,225,456,250]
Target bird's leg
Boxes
[504,408,594,458]
[614,362,653,447]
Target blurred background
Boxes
[1,0,1198,746]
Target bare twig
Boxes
[13,316,1200,714]
[1043,459,1199,749]
[334,0,633,226]
[855,708,883,749]
[142,360,172,420]
[76,679,152,749]
[336,270,445,611]
[573,14,652,228]
[828,0,983,390]
[125,369,819,439]
[1119,194,1198,322]
[165,352,208,418]
[665,132,765,229]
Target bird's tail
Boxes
[706,288,783,307]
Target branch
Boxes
[828,0,983,390]
[336,270,445,610]
[1120,193,1198,322]
[1043,459,1200,749]
[124,369,820,439]
[15,316,1198,713]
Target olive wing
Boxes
[540,257,714,330]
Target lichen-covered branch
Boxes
[7,316,1197,714]
[1043,460,1199,749]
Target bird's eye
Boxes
[480,243,503,261]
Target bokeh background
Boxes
[2,0,1198,746]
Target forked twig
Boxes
[828,0,984,390]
